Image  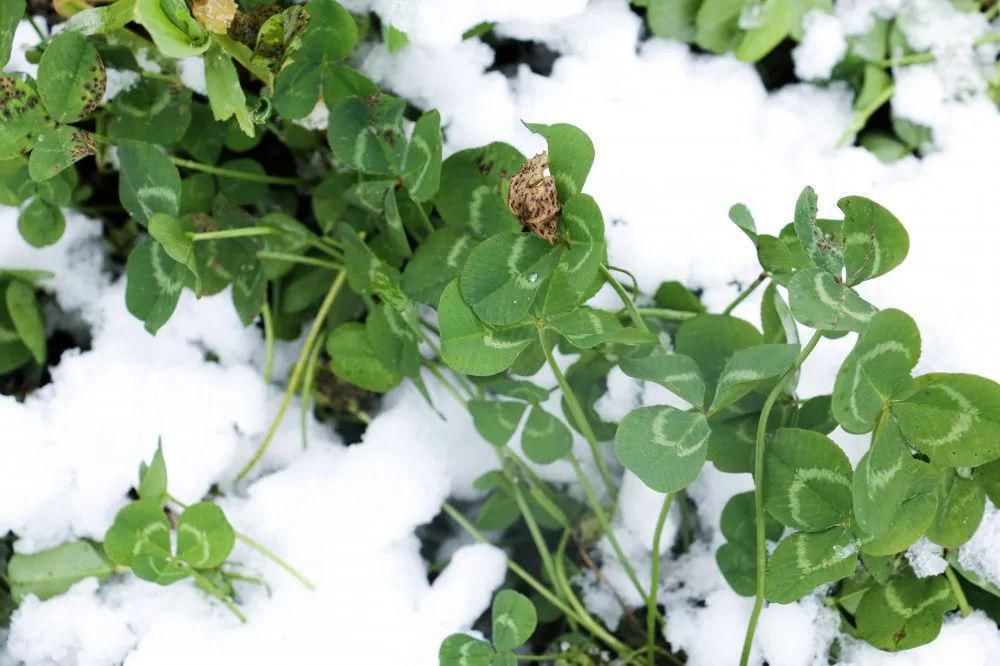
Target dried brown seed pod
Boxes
[507,152,561,244]
[192,0,238,34]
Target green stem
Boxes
[568,454,653,617]
[647,492,675,664]
[553,530,632,655]
[237,270,347,481]
[739,330,823,666]
[945,565,972,617]
[505,454,560,590]
[536,326,616,496]
[880,52,935,68]
[604,264,640,294]
[212,34,273,86]
[261,302,275,383]
[634,307,698,322]
[191,227,280,241]
[235,532,315,590]
[425,361,471,405]
[171,157,303,186]
[601,264,648,332]
[837,83,895,147]
[723,272,768,315]
[441,502,628,654]
[256,251,342,271]
[25,15,47,41]
[167,493,314,589]
[188,568,247,622]
[975,30,1000,45]
[300,340,323,449]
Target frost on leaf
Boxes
[507,152,561,244]
[193,0,239,34]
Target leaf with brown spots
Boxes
[0,73,54,160]
[37,31,106,123]
[28,126,97,182]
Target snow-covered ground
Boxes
[3,0,1000,664]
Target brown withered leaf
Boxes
[507,152,560,244]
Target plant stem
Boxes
[170,157,303,186]
[604,264,640,294]
[739,330,823,666]
[167,493,314,589]
[568,453,653,618]
[837,83,895,147]
[237,270,347,481]
[189,568,247,622]
[647,492,675,665]
[212,34,273,86]
[191,227,280,241]
[634,307,698,322]
[553,530,632,655]
[256,251,342,271]
[441,502,628,654]
[601,264,648,332]
[261,302,275,383]
[536,326,616,496]
[300,340,323,449]
[723,272,768,315]
[945,566,972,617]
[235,533,315,590]
[26,15,47,41]
[505,454,560,590]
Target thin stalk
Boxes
[985,3,999,21]
[975,30,1000,45]
[505,455,560,590]
[440,502,628,654]
[191,227,280,242]
[189,568,247,622]
[235,532,315,590]
[261,302,275,383]
[536,326,616,495]
[237,270,347,481]
[304,238,346,262]
[634,307,698,322]
[604,264,640,294]
[739,330,823,666]
[212,34,273,86]
[167,493,314,589]
[568,453,654,618]
[171,157,303,186]
[723,272,767,315]
[945,566,972,617]
[425,361,471,405]
[256,251,342,271]
[837,83,895,147]
[601,264,648,332]
[26,15,47,41]
[299,340,323,449]
[553,530,632,655]
[647,492,675,664]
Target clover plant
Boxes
[1,2,999,664]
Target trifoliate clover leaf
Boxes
[491,589,537,652]
[615,405,710,493]
[176,502,236,570]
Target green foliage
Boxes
[8,540,113,602]
[4,14,998,660]
[439,590,537,665]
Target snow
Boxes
[906,537,948,578]
[794,11,849,81]
[959,503,1000,589]
[4,0,1000,663]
